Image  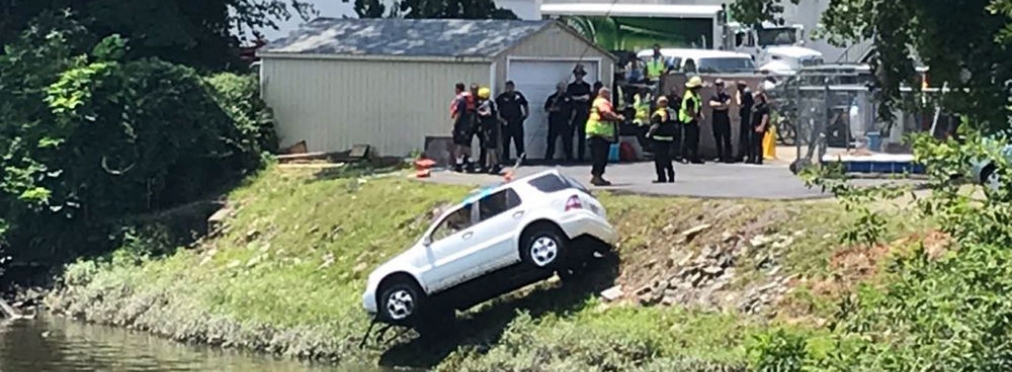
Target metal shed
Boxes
[258,18,616,159]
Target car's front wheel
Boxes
[521,226,569,270]
[378,280,425,325]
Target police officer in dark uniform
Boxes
[544,81,572,161]
[495,81,529,162]
[735,80,755,163]
[709,79,733,163]
[567,65,593,161]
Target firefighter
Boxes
[586,87,624,186]
[649,96,677,183]
[476,87,502,174]
[679,76,704,164]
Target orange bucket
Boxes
[414,158,436,178]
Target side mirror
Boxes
[423,236,433,247]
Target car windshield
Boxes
[697,57,756,73]
[757,28,798,46]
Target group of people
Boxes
[586,76,772,186]
[449,64,608,174]
[447,59,772,188]
[449,81,531,174]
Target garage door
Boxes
[507,60,600,160]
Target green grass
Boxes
[49,166,932,370]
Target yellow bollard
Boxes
[763,124,777,160]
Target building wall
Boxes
[261,58,490,157]
[494,25,615,92]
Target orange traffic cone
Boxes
[415,157,436,178]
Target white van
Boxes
[637,48,757,74]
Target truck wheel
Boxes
[521,226,568,270]
[378,279,425,325]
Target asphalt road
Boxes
[425,161,922,200]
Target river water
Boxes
[0,317,384,372]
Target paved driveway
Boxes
[424,162,922,200]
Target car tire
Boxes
[378,279,426,326]
[521,226,569,270]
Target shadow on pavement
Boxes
[377,246,621,369]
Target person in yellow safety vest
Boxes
[585,87,625,186]
[679,76,704,164]
[648,96,677,183]
[644,44,668,83]
[633,89,652,126]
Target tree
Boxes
[0,0,315,71]
[731,0,1012,131]
[345,0,517,19]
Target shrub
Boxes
[777,129,1012,371]
[0,14,275,273]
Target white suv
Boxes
[362,170,617,327]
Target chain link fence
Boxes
[767,67,883,166]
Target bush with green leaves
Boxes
[0,14,275,274]
[751,127,1012,371]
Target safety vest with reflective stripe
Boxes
[651,108,677,141]
[586,97,615,138]
[633,94,650,126]
[646,58,666,79]
[679,90,701,124]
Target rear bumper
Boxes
[556,212,618,246]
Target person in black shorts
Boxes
[476,87,502,174]
[450,82,475,172]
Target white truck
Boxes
[540,3,823,74]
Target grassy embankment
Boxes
[46,165,934,371]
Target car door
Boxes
[464,188,525,275]
[419,204,478,293]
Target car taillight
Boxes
[565,195,583,211]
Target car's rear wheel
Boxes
[521,225,569,270]
[378,279,425,325]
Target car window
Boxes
[697,57,756,73]
[478,189,522,221]
[431,204,474,242]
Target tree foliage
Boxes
[732,0,1012,131]
[346,0,517,19]
[0,0,314,70]
[0,14,275,270]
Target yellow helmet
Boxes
[685,76,703,89]
[478,87,491,99]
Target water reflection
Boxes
[0,317,381,372]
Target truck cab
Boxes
[725,22,824,74]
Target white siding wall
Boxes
[495,25,614,90]
[262,58,490,156]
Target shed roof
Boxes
[261,18,555,59]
